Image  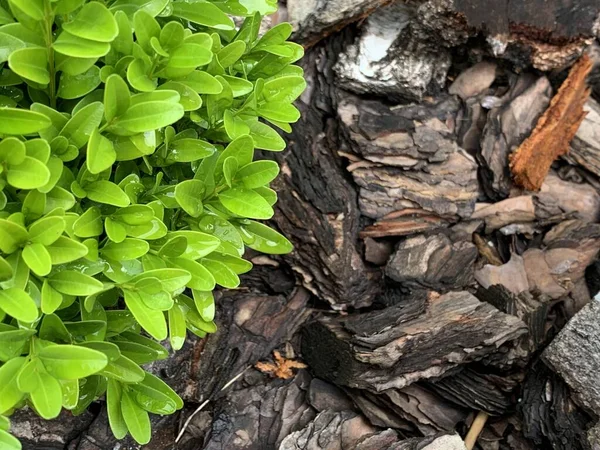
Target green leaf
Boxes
[133,10,160,54]
[0,107,51,135]
[121,390,151,445]
[123,290,167,340]
[0,287,38,322]
[130,268,191,292]
[112,341,157,365]
[54,31,111,58]
[48,271,104,296]
[59,101,104,149]
[107,379,128,439]
[73,207,103,238]
[87,129,116,174]
[8,47,49,84]
[218,40,245,68]
[263,76,306,103]
[224,110,250,140]
[39,344,108,380]
[192,290,215,321]
[0,357,26,414]
[126,58,157,92]
[169,257,215,291]
[236,160,279,188]
[239,220,292,254]
[22,242,52,276]
[0,256,13,282]
[46,236,89,264]
[141,371,183,409]
[168,230,220,260]
[159,21,184,50]
[174,179,204,217]
[7,156,50,189]
[54,0,86,15]
[29,216,66,245]
[158,236,187,258]
[166,138,215,163]
[39,313,70,342]
[175,70,222,94]
[85,180,131,207]
[112,10,133,54]
[0,137,25,165]
[158,81,202,111]
[62,2,118,43]
[168,303,186,350]
[31,103,69,141]
[104,74,130,122]
[219,187,274,220]
[238,0,277,14]
[201,258,239,288]
[25,138,50,163]
[0,430,20,450]
[102,238,149,261]
[0,328,33,362]
[246,120,285,151]
[30,371,63,419]
[167,43,212,69]
[171,2,235,31]
[223,156,237,187]
[254,22,293,49]
[216,135,254,176]
[0,218,28,253]
[60,378,79,410]
[10,0,44,20]
[57,65,101,99]
[41,280,63,315]
[130,382,177,414]
[115,101,184,133]
[112,204,154,225]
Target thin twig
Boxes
[175,366,251,444]
[464,411,489,450]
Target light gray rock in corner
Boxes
[422,434,467,450]
[543,299,600,415]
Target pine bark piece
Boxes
[520,361,594,450]
[271,38,381,310]
[543,300,600,416]
[360,209,450,239]
[569,98,600,177]
[302,291,527,392]
[510,54,592,191]
[386,234,478,291]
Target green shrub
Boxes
[0,0,305,446]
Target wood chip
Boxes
[510,54,592,190]
[256,351,308,380]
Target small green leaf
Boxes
[104,74,131,122]
[239,220,293,254]
[263,76,306,103]
[73,207,103,238]
[22,242,52,276]
[236,160,280,188]
[175,70,222,94]
[121,390,151,445]
[126,58,157,92]
[0,256,13,282]
[123,290,167,340]
[160,21,184,50]
[168,304,186,350]
[62,2,118,43]
[167,43,212,69]
[59,101,104,149]
[0,107,51,135]
[39,344,108,380]
[192,290,215,322]
[171,2,235,30]
[174,179,204,217]
[0,218,28,253]
[169,257,215,291]
[10,0,44,20]
[87,129,116,174]
[48,271,104,296]
[8,47,49,84]
[219,187,274,220]
[57,65,101,99]
[54,0,86,15]
[0,137,25,165]
[133,10,160,54]
[223,156,238,188]
[0,357,26,414]
[157,236,187,258]
[7,156,51,189]
[107,379,128,439]
[41,280,63,315]
[30,371,63,419]
[201,258,239,288]
[85,180,131,207]
[115,101,184,133]
[54,31,111,58]
[0,287,38,322]
[158,81,202,111]
[218,40,245,68]
[46,236,89,264]
[101,238,149,261]
[0,430,20,450]
[60,378,79,410]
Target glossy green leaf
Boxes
[107,379,128,439]
[41,280,64,315]
[8,47,49,84]
[0,107,51,135]
[174,179,204,217]
[115,101,184,133]
[59,101,104,149]
[175,70,222,94]
[159,21,184,50]
[30,371,63,419]
[0,357,26,414]
[168,303,186,350]
[104,74,131,122]
[48,271,104,296]
[167,43,212,69]
[0,137,25,165]
[57,66,101,99]
[236,160,279,188]
[239,220,293,254]
[54,31,111,58]
[133,10,160,54]
[87,129,116,174]
[22,242,52,276]
[46,236,89,264]
[102,238,149,261]
[121,390,151,445]
[219,187,274,219]
[170,257,215,291]
[126,58,157,92]
[171,2,235,30]
[0,218,28,253]
[123,290,167,340]
[158,81,202,111]
[167,230,220,260]
[201,258,239,288]
[7,156,50,189]
[39,344,107,380]
[54,0,86,14]
[10,0,44,20]
[62,2,118,43]
[0,287,38,322]
[73,207,103,238]
[85,180,131,207]
[60,378,79,410]
[0,430,20,450]
[263,76,306,103]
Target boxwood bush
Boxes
[0,0,305,446]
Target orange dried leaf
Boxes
[255,350,308,380]
[510,54,592,191]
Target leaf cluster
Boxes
[0,0,304,446]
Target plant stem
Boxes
[44,1,56,109]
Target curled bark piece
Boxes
[510,54,592,191]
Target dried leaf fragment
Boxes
[255,350,308,379]
[510,54,592,191]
